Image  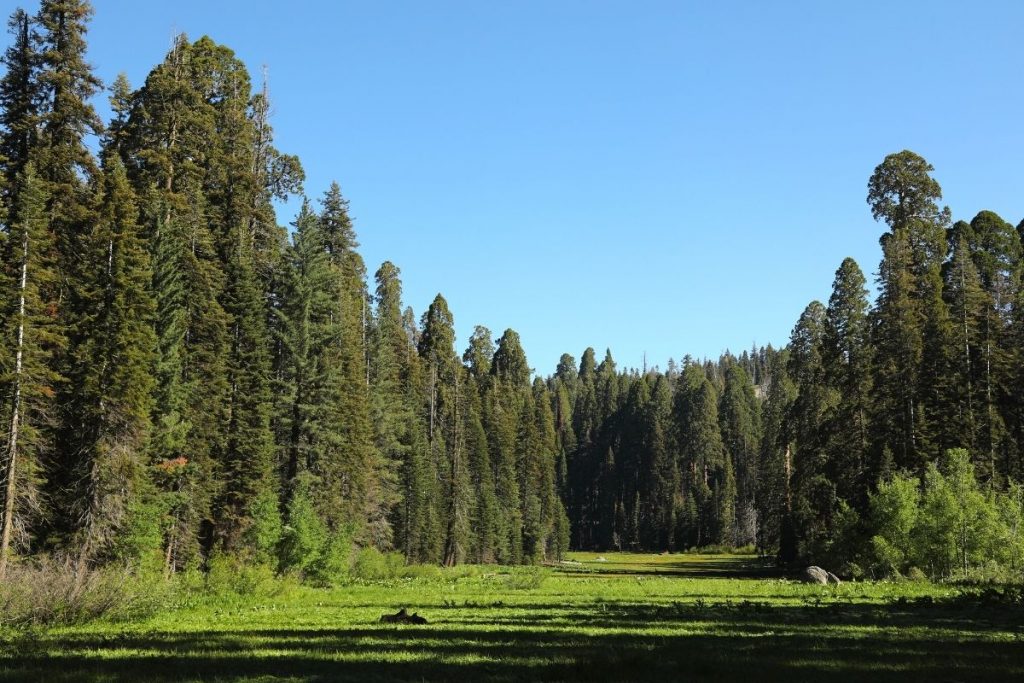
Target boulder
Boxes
[801,566,829,585]
[826,571,842,585]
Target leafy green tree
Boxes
[917,449,999,577]
[868,472,920,577]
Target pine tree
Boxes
[34,0,101,316]
[463,371,500,562]
[215,222,279,558]
[943,229,988,460]
[0,8,40,196]
[787,301,842,562]
[419,295,470,565]
[0,164,61,575]
[756,348,794,557]
[675,362,730,547]
[961,211,1020,485]
[370,261,431,560]
[61,154,157,561]
[646,375,678,549]
[822,257,873,506]
[120,35,234,569]
[320,184,386,545]
[868,150,953,470]
[719,361,761,545]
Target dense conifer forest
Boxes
[1,0,1022,583]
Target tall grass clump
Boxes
[0,556,172,627]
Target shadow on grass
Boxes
[558,555,783,579]
[2,599,1022,682]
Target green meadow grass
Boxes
[1,552,1022,682]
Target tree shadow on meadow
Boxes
[2,597,1021,683]
[557,554,782,579]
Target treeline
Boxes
[0,0,575,579]
[1,2,1023,582]
[559,149,1024,578]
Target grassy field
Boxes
[1,552,1022,682]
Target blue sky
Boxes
[72,1,1024,375]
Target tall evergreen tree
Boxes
[419,295,470,565]
[719,361,761,545]
[0,8,40,197]
[822,257,873,506]
[319,184,386,545]
[0,164,60,575]
[61,154,157,561]
[675,362,731,547]
[868,150,953,470]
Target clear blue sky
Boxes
[74,1,1024,375]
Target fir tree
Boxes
[61,154,157,561]
[822,257,873,506]
[0,163,61,575]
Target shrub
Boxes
[906,566,927,581]
[505,566,549,590]
[0,556,170,627]
[278,480,328,574]
[350,547,391,580]
[204,554,278,598]
[402,564,443,580]
[306,533,351,587]
[384,551,405,577]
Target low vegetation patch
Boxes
[1,552,1022,682]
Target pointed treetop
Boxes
[319,181,358,256]
[492,328,530,387]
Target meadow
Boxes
[1,552,1022,682]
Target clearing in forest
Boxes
[1,552,1022,682]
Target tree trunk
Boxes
[0,233,29,578]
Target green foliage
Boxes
[244,488,282,565]
[869,473,920,577]
[504,565,549,590]
[350,547,404,581]
[203,555,281,599]
[4,0,1024,614]
[869,449,1018,579]
[278,479,326,574]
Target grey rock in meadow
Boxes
[826,571,842,585]
[801,566,829,585]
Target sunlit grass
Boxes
[1,552,1022,681]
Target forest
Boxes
[1,0,1023,587]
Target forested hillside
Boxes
[1,1,1022,582]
